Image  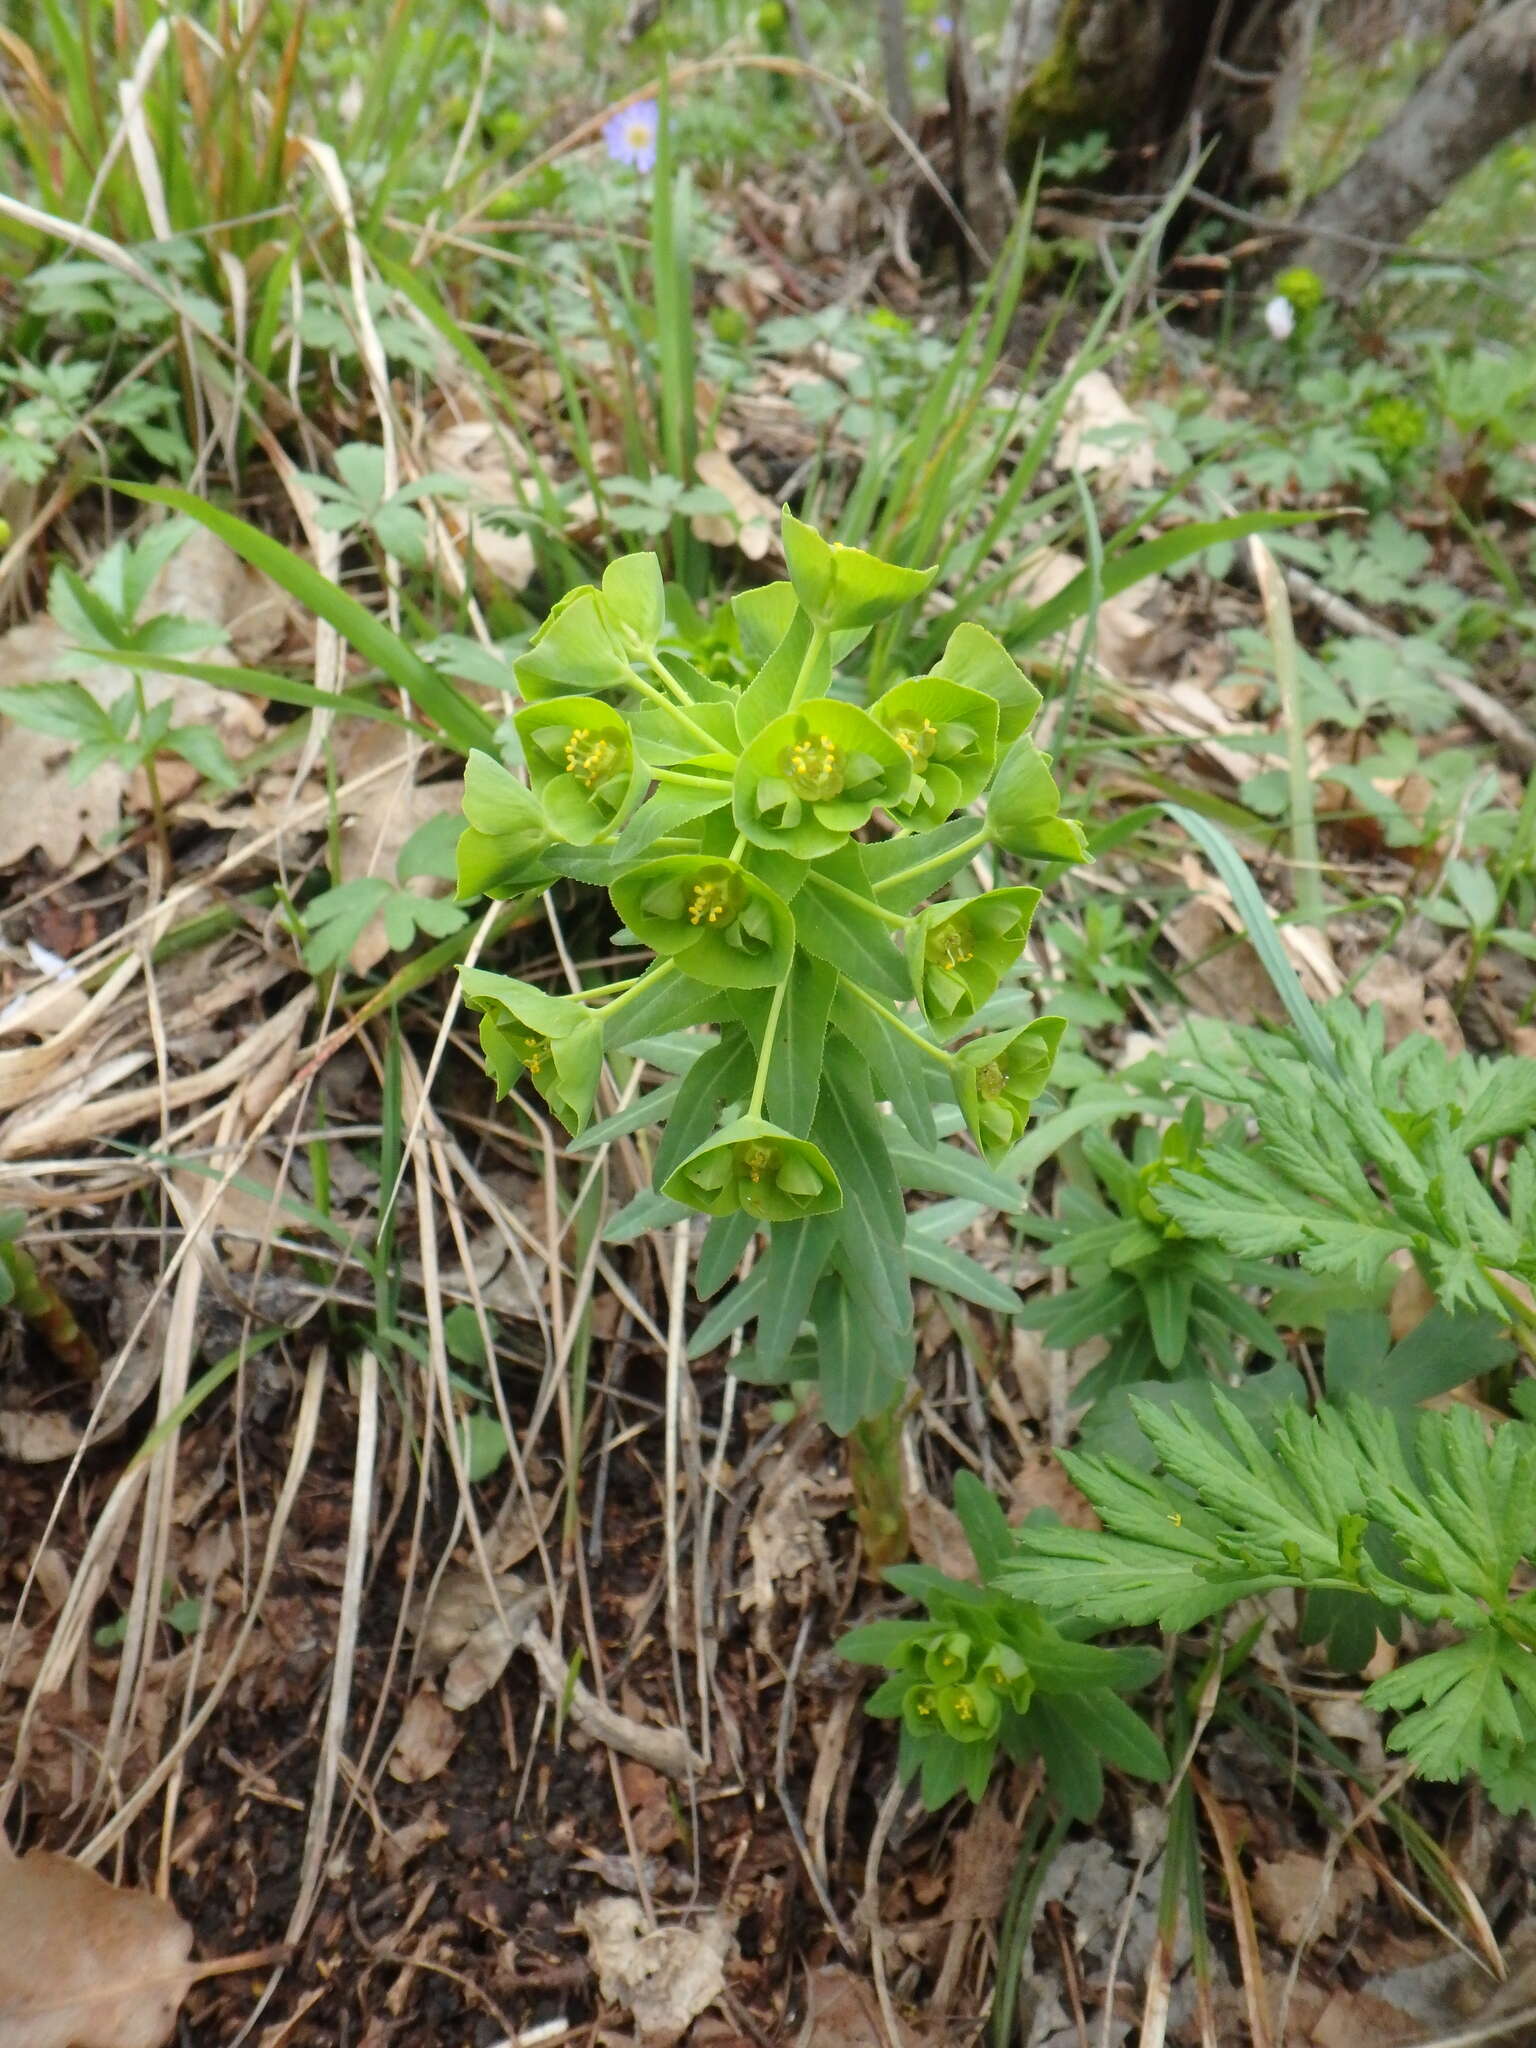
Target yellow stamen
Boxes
[564,727,619,791]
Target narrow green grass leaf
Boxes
[1162,803,1339,1074]
[112,481,497,754]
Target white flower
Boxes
[1264,295,1296,341]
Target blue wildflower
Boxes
[935,13,953,30]
[603,99,659,173]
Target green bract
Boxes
[781,506,937,630]
[610,856,793,988]
[928,622,1042,746]
[514,553,667,701]
[513,585,626,699]
[871,675,998,825]
[909,885,1041,1027]
[456,750,551,900]
[987,737,1091,863]
[458,968,602,1135]
[514,695,638,844]
[734,699,908,857]
[663,1114,842,1221]
[955,1015,1066,1161]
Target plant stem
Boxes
[874,822,989,900]
[573,976,640,1001]
[786,621,830,710]
[848,1396,909,1566]
[806,869,911,931]
[598,956,677,1022]
[841,976,955,1067]
[747,972,789,1119]
[0,1240,97,1375]
[619,663,725,756]
[649,767,732,795]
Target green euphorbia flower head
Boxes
[459,967,602,1135]
[871,675,998,826]
[977,1641,1035,1712]
[924,1632,973,1684]
[1275,265,1326,315]
[955,1015,1066,1162]
[513,696,639,844]
[910,885,1041,1028]
[781,506,937,630]
[456,750,551,901]
[734,699,909,857]
[610,856,794,989]
[935,1681,1002,1744]
[663,1113,842,1221]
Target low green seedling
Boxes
[839,1472,1168,1817]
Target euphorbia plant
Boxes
[456,509,1082,1560]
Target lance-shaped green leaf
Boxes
[609,856,793,989]
[929,621,1042,745]
[871,674,999,826]
[663,1113,843,1222]
[909,885,1041,1028]
[734,698,909,858]
[955,1016,1066,1162]
[456,750,551,900]
[780,507,937,630]
[514,585,629,699]
[459,968,602,1135]
[987,736,1090,864]
[513,695,641,844]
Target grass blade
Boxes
[113,481,497,754]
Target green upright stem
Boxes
[619,664,724,757]
[786,622,830,710]
[0,1240,97,1376]
[848,1396,909,1567]
[599,956,677,1022]
[747,973,789,1119]
[841,977,956,1068]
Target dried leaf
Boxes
[1252,1849,1376,1948]
[738,1455,834,1648]
[0,1411,84,1464]
[1006,1448,1099,1530]
[576,1897,735,2047]
[1054,370,1159,493]
[387,1684,461,1784]
[421,418,538,592]
[0,1850,193,2048]
[796,1965,937,2047]
[940,1799,1017,1924]
[690,448,779,561]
